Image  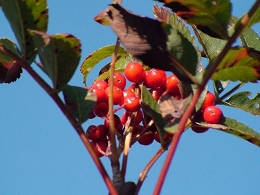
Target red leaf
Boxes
[0,60,22,84]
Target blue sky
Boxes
[1,0,260,195]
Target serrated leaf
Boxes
[163,23,198,77]
[0,38,22,83]
[156,0,231,39]
[230,16,260,51]
[141,86,167,145]
[210,47,260,82]
[191,64,208,111]
[62,85,96,124]
[80,45,127,85]
[234,6,260,34]
[1,0,48,61]
[194,28,227,61]
[98,3,196,83]
[198,117,260,147]
[224,91,260,116]
[30,31,81,91]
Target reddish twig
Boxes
[153,1,260,194]
[0,45,118,195]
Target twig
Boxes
[219,82,245,100]
[0,45,118,195]
[153,1,260,194]
[135,146,167,195]
[109,37,121,166]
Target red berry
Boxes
[121,109,143,126]
[86,125,100,141]
[97,124,109,139]
[104,114,123,134]
[91,87,108,103]
[123,89,136,98]
[138,131,154,145]
[191,126,209,133]
[144,69,167,89]
[92,80,108,90]
[122,95,141,112]
[203,106,223,124]
[124,62,145,83]
[91,140,107,158]
[132,125,145,135]
[166,74,179,93]
[149,87,164,101]
[200,91,216,110]
[108,73,126,90]
[105,86,124,105]
[93,102,109,117]
[153,131,172,143]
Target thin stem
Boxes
[153,1,260,194]
[135,146,167,195]
[109,37,121,166]
[219,82,245,101]
[0,45,118,195]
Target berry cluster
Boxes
[85,62,224,157]
[191,91,223,133]
[85,62,180,157]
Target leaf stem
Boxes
[219,82,245,101]
[153,0,260,194]
[0,45,118,195]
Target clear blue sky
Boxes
[1,1,260,195]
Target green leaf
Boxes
[1,0,48,61]
[194,28,227,61]
[157,0,231,39]
[163,24,198,76]
[224,91,260,116]
[62,85,96,124]
[141,86,167,145]
[234,6,260,34]
[210,47,260,82]
[0,38,22,83]
[198,117,260,147]
[230,16,260,51]
[80,45,127,85]
[30,30,81,91]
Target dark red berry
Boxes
[138,131,154,145]
[91,140,107,158]
[93,102,109,117]
[104,114,123,134]
[191,126,209,133]
[86,125,100,141]
[121,109,143,126]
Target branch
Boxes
[153,0,260,194]
[0,45,118,195]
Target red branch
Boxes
[153,0,260,194]
[0,45,118,195]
